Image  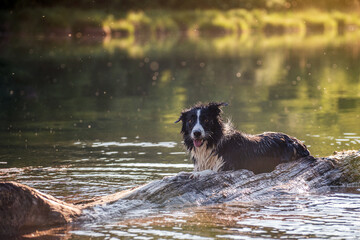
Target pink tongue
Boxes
[193,139,203,147]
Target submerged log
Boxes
[1,150,359,236]
[0,182,81,236]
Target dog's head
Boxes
[175,102,228,149]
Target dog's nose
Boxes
[193,131,202,138]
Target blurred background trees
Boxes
[2,0,360,11]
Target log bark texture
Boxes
[1,150,359,236]
[0,182,81,236]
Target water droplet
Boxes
[150,61,159,71]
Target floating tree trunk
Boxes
[0,150,359,237]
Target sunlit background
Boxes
[1,0,360,239]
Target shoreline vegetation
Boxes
[2,8,360,40]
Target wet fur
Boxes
[176,102,311,174]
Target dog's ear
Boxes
[208,102,228,115]
[174,112,184,123]
[174,115,182,123]
[214,102,228,108]
[208,102,228,109]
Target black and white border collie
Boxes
[175,102,311,175]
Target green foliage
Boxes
[2,0,360,11]
[3,7,360,39]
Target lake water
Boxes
[1,33,360,239]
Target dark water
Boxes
[1,33,360,238]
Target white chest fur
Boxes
[190,143,224,172]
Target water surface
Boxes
[1,33,360,238]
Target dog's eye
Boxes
[204,119,209,123]
[188,119,193,124]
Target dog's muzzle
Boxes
[192,130,204,147]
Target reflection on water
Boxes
[1,140,191,201]
[68,194,360,239]
[0,33,360,238]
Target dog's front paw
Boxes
[190,169,215,179]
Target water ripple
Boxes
[91,141,177,148]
